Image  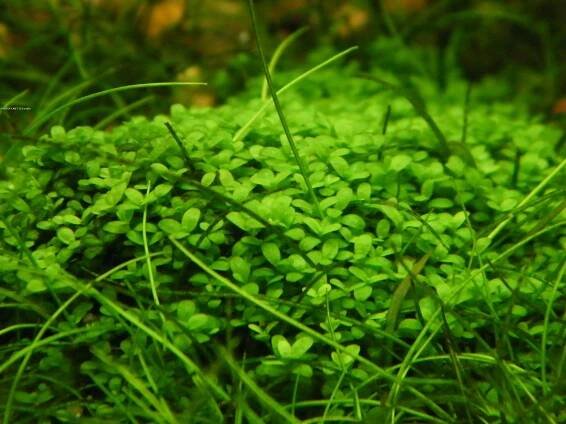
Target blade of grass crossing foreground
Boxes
[541,260,566,392]
[0,90,29,115]
[233,46,358,142]
[241,400,267,424]
[220,346,301,424]
[84,372,142,423]
[440,307,474,423]
[350,382,363,421]
[91,347,178,424]
[26,79,94,133]
[247,0,322,218]
[386,222,566,420]
[3,288,88,424]
[0,324,43,338]
[1,252,164,423]
[74,280,229,400]
[291,375,300,416]
[143,179,160,306]
[322,294,347,420]
[1,252,228,420]
[488,156,566,240]
[0,328,94,376]
[164,122,196,173]
[322,370,348,421]
[261,27,308,100]
[168,237,395,383]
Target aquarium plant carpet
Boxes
[1,57,565,423]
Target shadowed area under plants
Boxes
[0,18,565,424]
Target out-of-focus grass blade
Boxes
[26,81,207,134]
[261,27,308,101]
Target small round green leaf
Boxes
[182,208,201,232]
[262,242,281,265]
[57,227,75,245]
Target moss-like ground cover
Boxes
[1,45,565,422]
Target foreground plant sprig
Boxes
[246,0,323,218]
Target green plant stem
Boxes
[143,180,160,306]
[541,260,566,392]
[246,0,322,218]
[261,27,308,101]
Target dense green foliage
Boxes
[1,48,565,422]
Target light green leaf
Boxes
[57,227,75,245]
[230,256,250,283]
[353,234,373,258]
[291,336,314,357]
[329,156,350,178]
[187,313,209,331]
[103,221,129,234]
[218,169,235,187]
[356,182,371,201]
[126,230,144,245]
[354,285,372,301]
[376,219,390,238]
[125,188,145,205]
[227,212,264,232]
[377,205,403,227]
[390,154,412,171]
[149,184,173,201]
[342,214,365,231]
[475,237,491,254]
[262,242,281,265]
[300,236,321,251]
[429,198,454,209]
[158,219,183,235]
[322,238,340,260]
[182,208,201,232]
[201,172,216,186]
[272,335,292,358]
[177,300,196,321]
[293,364,313,377]
[335,186,354,210]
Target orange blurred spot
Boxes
[0,23,9,58]
[145,0,185,39]
[552,98,566,114]
[336,5,369,38]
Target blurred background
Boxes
[1,0,565,148]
